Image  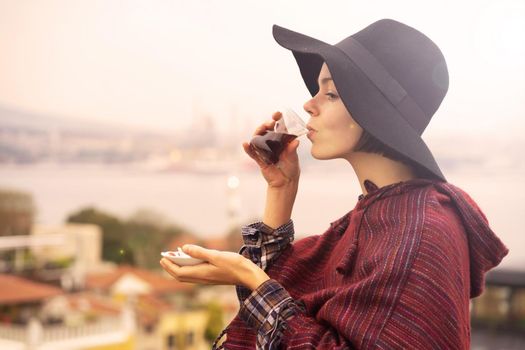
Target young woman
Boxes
[160,19,508,349]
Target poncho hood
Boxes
[358,178,509,298]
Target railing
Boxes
[41,318,121,342]
[0,308,135,349]
[0,323,26,342]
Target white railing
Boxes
[0,323,26,342]
[40,318,119,342]
[0,307,135,350]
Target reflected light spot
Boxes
[227,175,240,189]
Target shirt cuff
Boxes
[235,284,252,305]
[236,221,295,307]
[240,220,294,271]
[241,220,294,247]
[239,279,300,349]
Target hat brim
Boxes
[272,25,445,181]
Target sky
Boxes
[0,0,524,136]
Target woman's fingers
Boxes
[253,120,276,136]
[242,142,270,168]
[245,112,285,163]
[160,258,216,283]
[160,249,259,288]
[287,139,300,152]
[160,258,235,286]
[242,142,258,160]
[272,111,283,120]
[182,245,216,262]
[252,111,282,137]
[242,142,258,161]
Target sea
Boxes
[0,161,523,269]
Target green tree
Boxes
[204,301,225,344]
[67,207,135,264]
[125,209,185,269]
[67,207,188,268]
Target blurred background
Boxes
[0,0,524,349]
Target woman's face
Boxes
[304,63,363,160]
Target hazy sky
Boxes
[0,0,524,135]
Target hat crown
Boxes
[337,19,448,132]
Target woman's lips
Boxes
[306,125,316,140]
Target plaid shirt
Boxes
[212,220,300,350]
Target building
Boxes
[86,265,210,350]
[0,274,134,350]
[471,268,525,332]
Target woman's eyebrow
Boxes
[318,77,333,85]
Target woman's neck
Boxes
[346,151,418,195]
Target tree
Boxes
[66,207,135,264]
[204,301,225,344]
[125,209,186,269]
[66,207,188,268]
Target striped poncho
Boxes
[219,178,508,349]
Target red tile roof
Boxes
[0,274,63,304]
[85,265,193,294]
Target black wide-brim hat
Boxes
[273,19,448,181]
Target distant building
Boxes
[0,274,134,350]
[85,264,193,296]
[30,223,103,270]
[471,268,525,333]
[0,274,63,323]
[85,265,210,350]
[0,188,35,236]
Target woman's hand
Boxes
[160,245,270,291]
[243,111,301,189]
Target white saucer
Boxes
[161,248,205,266]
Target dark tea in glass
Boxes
[248,108,307,165]
[249,131,297,165]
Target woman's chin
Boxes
[311,149,332,160]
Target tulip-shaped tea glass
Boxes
[249,108,308,165]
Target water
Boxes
[0,162,523,269]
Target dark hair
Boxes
[354,130,435,179]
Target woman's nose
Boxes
[303,98,318,117]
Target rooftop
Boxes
[0,274,62,304]
[85,265,193,294]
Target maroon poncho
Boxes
[223,179,508,349]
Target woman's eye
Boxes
[325,92,338,100]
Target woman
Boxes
[160,19,508,349]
